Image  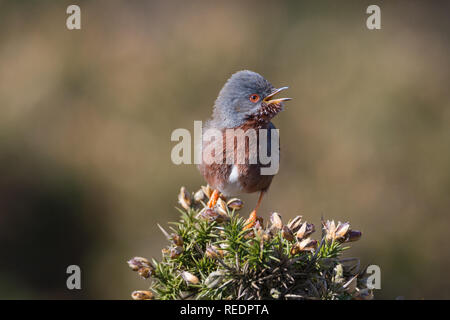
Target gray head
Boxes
[210,70,291,128]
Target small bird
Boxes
[198,70,291,226]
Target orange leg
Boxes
[243,191,265,230]
[207,189,220,208]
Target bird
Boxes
[197,70,291,227]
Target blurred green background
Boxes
[0,0,449,299]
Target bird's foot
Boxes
[243,210,263,230]
[207,189,220,209]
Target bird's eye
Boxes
[249,94,260,103]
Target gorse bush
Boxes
[128,186,373,300]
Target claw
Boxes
[243,210,257,230]
[207,189,220,208]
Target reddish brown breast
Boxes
[198,120,277,196]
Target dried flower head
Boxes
[295,222,315,240]
[335,222,350,239]
[181,271,200,285]
[323,220,351,242]
[286,215,303,233]
[301,238,318,251]
[131,290,154,300]
[270,212,283,232]
[178,186,191,210]
[282,225,295,241]
[291,237,318,255]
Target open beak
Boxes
[263,87,291,104]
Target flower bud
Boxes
[181,271,200,285]
[262,231,272,242]
[333,264,344,283]
[170,246,184,259]
[178,186,191,210]
[216,198,228,215]
[171,234,184,246]
[194,189,205,202]
[127,257,152,271]
[131,290,153,300]
[205,245,224,259]
[345,230,362,242]
[138,267,152,279]
[227,198,244,210]
[199,208,227,223]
